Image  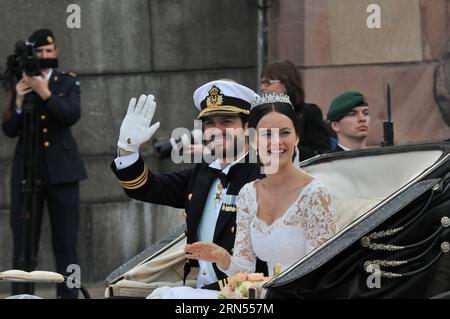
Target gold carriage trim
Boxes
[198,105,250,119]
[363,260,407,278]
[361,227,405,251]
[441,241,450,253]
[364,242,405,251]
[364,260,408,269]
[364,267,403,278]
[367,227,404,240]
[441,216,450,228]
[120,166,149,189]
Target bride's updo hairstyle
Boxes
[248,93,301,162]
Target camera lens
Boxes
[24,58,41,76]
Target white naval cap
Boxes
[193,80,258,119]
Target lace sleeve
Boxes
[218,184,257,276]
[304,183,338,254]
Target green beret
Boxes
[327,91,368,121]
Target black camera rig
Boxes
[2,40,58,91]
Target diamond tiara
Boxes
[250,93,292,110]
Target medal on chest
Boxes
[215,182,223,203]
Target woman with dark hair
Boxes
[260,59,331,160]
[185,94,338,283]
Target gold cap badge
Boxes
[47,36,54,44]
[206,86,223,107]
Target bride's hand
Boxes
[185,242,231,270]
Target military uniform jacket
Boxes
[330,144,346,153]
[2,70,87,185]
[111,155,264,280]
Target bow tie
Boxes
[208,167,229,187]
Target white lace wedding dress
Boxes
[148,178,338,299]
[219,179,338,277]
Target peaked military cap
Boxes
[193,80,258,119]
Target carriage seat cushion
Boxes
[105,279,197,298]
[334,198,383,230]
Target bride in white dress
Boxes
[151,94,338,299]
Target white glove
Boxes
[118,94,160,152]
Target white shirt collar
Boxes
[208,152,248,175]
[44,69,53,80]
[338,143,351,151]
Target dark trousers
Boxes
[10,182,80,299]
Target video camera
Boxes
[11,41,42,77]
[1,40,58,90]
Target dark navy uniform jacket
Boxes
[2,69,87,185]
[330,144,346,153]
[111,155,266,281]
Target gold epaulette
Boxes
[61,70,77,77]
[120,166,149,189]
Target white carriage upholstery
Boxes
[303,150,443,230]
[105,238,194,297]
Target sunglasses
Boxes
[260,79,281,86]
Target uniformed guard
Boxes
[2,29,87,299]
[327,91,371,152]
[111,80,267,288]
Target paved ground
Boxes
[0,281,107,299]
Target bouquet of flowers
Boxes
[218,264,282,299]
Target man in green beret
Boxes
[327,91,370,152]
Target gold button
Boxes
[42,128,48,133]
[181,211,188,219]
[231,226,235,234]
[202,281,207,287]
[54,76,58,82]
[202,271,207,276]
[188,193,192,201]
[44,141,50,147]
[40,115,46,120]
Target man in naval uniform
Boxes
[111,80,267,288]
[2,29,86,298]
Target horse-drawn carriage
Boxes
[2,142,449,298]
[104,141,450,299]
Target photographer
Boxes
[1,29,86,299]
